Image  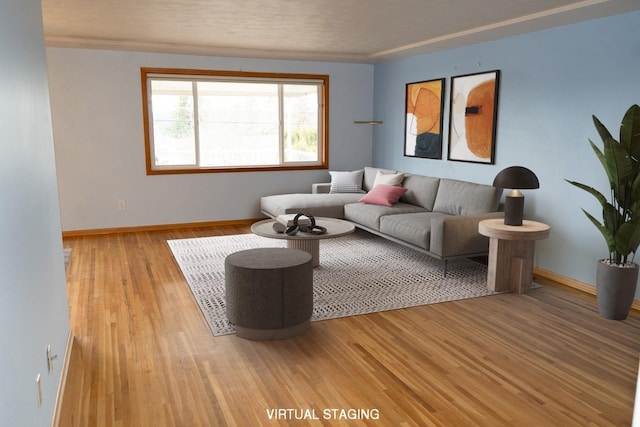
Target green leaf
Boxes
[627,172,640,217]
[602,202,622,239]
[615,216,640,261]
[593,114,614,144]
[600,132,633,209]
[565,179,608,206]
[620,104,640,159]
[582,209,615,253]
[589,140,613,187]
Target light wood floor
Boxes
[59,225,640,426]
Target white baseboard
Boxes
[51,331,76,427]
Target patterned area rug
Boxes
[167,231,498,336]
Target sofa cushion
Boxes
[432,178,501,215]
[372,170,405,186]
[344,202,427,231]
[379,212,450,250]
[363,166,397,191]
[399,174,440,210]
[359,184,408,206]
[260,193,363,218]
[329,169,364,193]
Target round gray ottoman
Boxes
[225,248,313,340]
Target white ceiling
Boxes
[41,0,640,63]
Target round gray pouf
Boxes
[225,248,313,340]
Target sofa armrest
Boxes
[430,212,504,258]
[312,183,331,194]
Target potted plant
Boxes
[566,104,640,320]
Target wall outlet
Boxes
[118,200,126,211]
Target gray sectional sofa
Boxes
[260,167,503,262]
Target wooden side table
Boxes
[478,219,550,293]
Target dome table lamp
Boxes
[493,166,539,226]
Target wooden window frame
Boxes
[141,67,329,175]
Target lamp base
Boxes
[504,193,524,226]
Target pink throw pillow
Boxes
[359,184,408,206]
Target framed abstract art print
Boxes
[448,70,500,164]
[404,78,445,159]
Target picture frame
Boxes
[447,70,500,164]
[404,78,445,159]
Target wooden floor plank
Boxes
[58,225,640,426]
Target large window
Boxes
[141,68,329,174]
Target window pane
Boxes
[197,82,279,167]
[150,80,196,166]
[283,84,319,163]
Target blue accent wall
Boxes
[372,11,640,296]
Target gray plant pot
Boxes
[596,260,639,320]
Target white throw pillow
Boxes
[373,170,405,187]
[329,169,365,193]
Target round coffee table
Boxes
[251,217,355,267]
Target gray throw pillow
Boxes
[329,170,365,193]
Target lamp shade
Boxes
[493,166,539,190]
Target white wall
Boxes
[47,49,374,231]
[372,11,640,297]
[0,1,70,425]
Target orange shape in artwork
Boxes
[412,88,440,134]
[465,80,495,159]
